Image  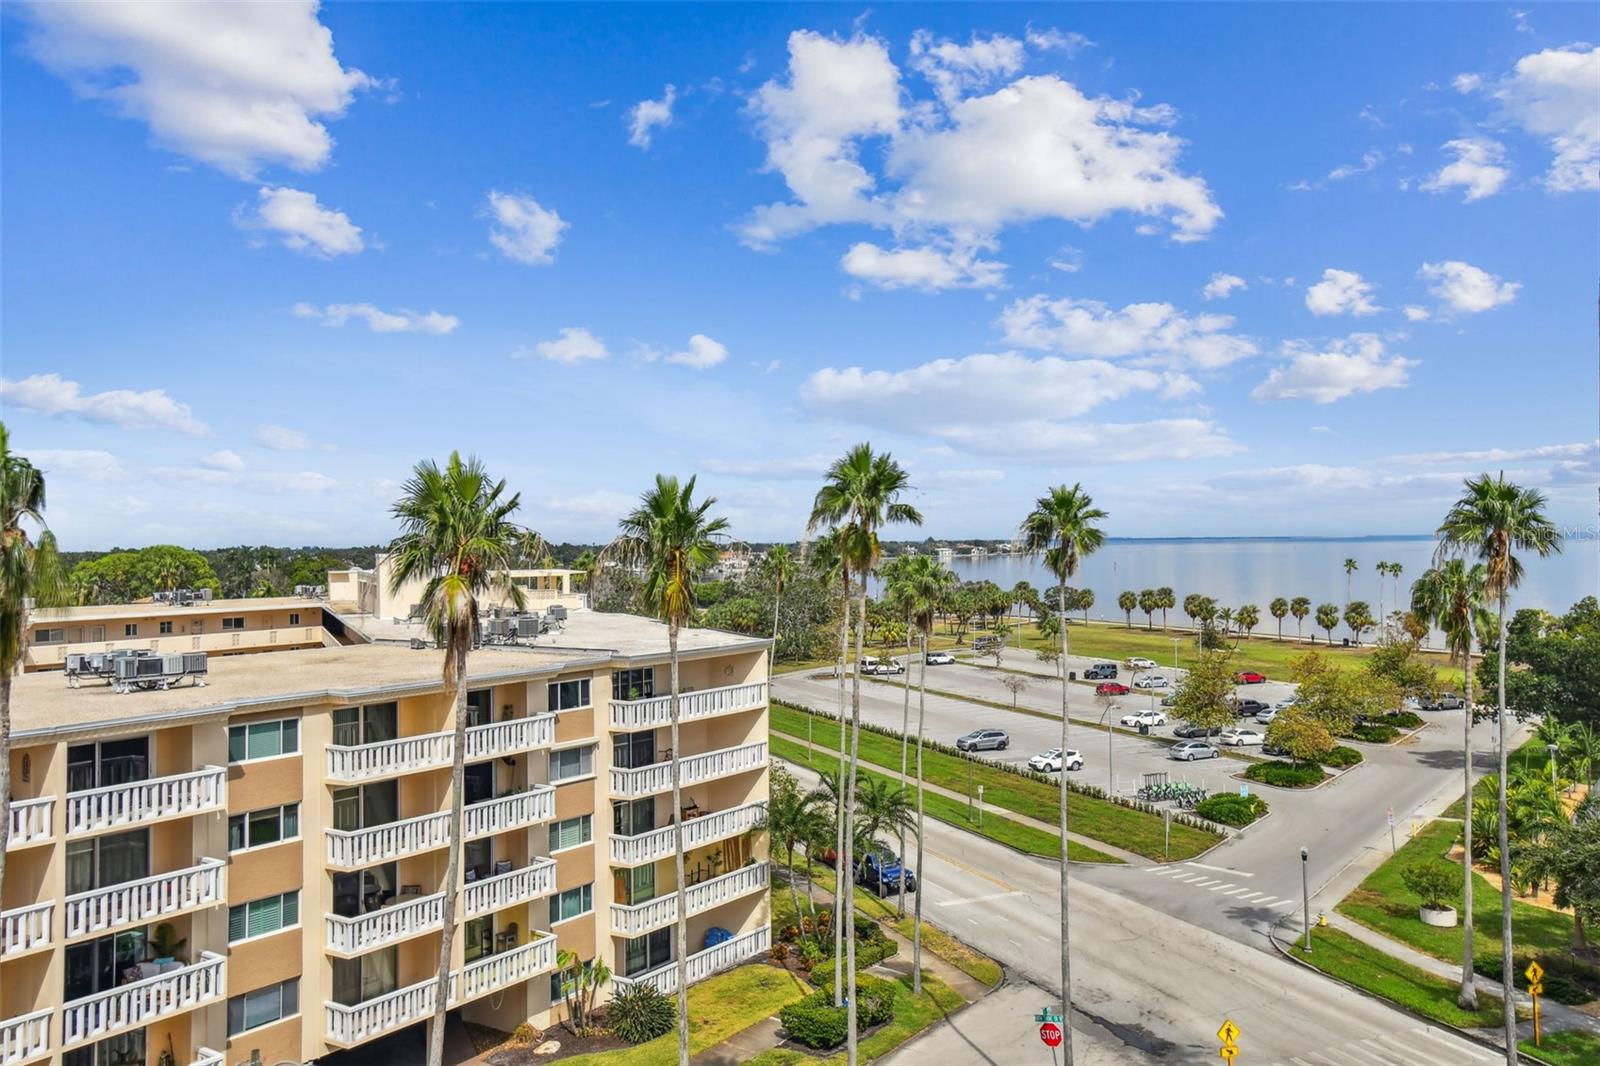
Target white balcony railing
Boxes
[191,1049,224,1066]
[6,797,54,849]
[609,741,768,798]
[325,892,446,956]
[0,1008,51,1065]
[64,858,225,940]
[611,926,770,995]
[0,902,53,955]
[326,811,451,870]
[326,715,555,783]
[609,862,770,937]
[324,935,558,1047]
[464,857,557,917]
[65,767,226,837]
[610,802,765,867]
[609,681,766,730]
[464,787,554,839]
[62,951,226,1048]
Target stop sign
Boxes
[1040,1023,1063,1047]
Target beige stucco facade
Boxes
[24,597,332,672]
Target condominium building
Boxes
[326,558,585,622]
[1,609,771,1066]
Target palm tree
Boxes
[767,544,795,646]
[0,426,66,893]
[1155,586,1175,630]
[1217,606,1235,637]
[1236,603,1260,638]
[804,528,852,999]
[1374,561,1390,626]
[388,452,539,1066]
[571,548,598,591]
[880,555,917,918]
[1269,598,1289,641]
[807,445,921,1066]
[1138,588,1157,631]
[1076,587,1094,626]
[1315,602,1340,643]
[1011,580,1038,621]
[1118,590,1137,628]
[1290,596,1311,639]
[608,474,729,1066]
[1411,558,1490,1010]
[853,776,914,874]
[1437,473,1562,1065]
[1019,484,1107,1066]
[1343,557,1359,609]
[760,765,825,945]
[1389,563,1403,637]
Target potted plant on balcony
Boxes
[1401,861,1458,927]
[150,922,188,965]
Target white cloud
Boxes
[253,423,313,450]
[1402,305,1431,322]
[199,449,244,472]
[1025,27,1094,56]
[261,470,336,493]
[908,30,1025,106]
[1462,45,1599,192]
[1418,259,1520,313]
[1421,137,1509,201]
[997,295,1258,368]
[521,327,610,364]
[26,448,123,481]
[1389,441,1593,465]
[1304,268,1380,316]
[1251,334,1415,404]
[546,490,634,518]
[1,373,208,435]
[236,186,363,257]
[1048,246,1083,273]
[1202,272,1247,300]
[931,468,1006,484]
[19,0,371,178]
[839,241,1005,290]
[699,454,833,479]
[666,334,729,370]
[293,302,458,334]
[1328,149,1384,181]
[482,190,567,265]
[627,84,676,149]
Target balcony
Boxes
[191,1050,224,1066]
[610,862,770,937]
[0,902,53,956]
[325,715,556,783]
[65,767,226,837]
[464,857,557,917]
[609,741,768,799]
[6,797,54,849]
[323,935,557,1048]
[464,787,554,839]
[64,858,225,940]
[61,951,226,1049]
[0,1008,51,1065]
[326,892,446,957]
[610,802,765,867]
[326,811,451,870]
[611,926,770,995]
[610,681,766,730]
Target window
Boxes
[228,978,299,1036]
[332,862,398,918]
[551,958,597,1002]
[35,627,65,645]
[612,668,655,701]
[331,703,396,748]
[222,617,246,630]
[66,830,149,895]
[613,730,656,770]
[613,798,655,837]
[623,928,672,976]
[464,916,493,963]
[64,929,146,1003]
[229,891,300,942]
[547,677,591,712]
[549,745,593,782]
[614,863,656,906]
[123,624,138,637]
[332,948,396,1007]
[62,1029,144,1066]
[549,883,593,924]
[288,612,300,626]
[228,718,299,762]
[549,814,592,852]
[331,781,397,832]
[228,804,299,852]
[467,688,493,728]
[68,738,150,793]
[158,620,173,635]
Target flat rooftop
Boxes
[10,610,765,738]
[31,596,322,623]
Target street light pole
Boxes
[1301,846,1312,951]
[1171,636,1180,674]
[1548,743,1559,790]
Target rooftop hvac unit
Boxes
[546,605,568,622]
[110,649,207,692]
[516,616,541,638]
[486,618,510,639]
[198,588,213,602]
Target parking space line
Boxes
[1237,891,1264,901]
[1207,882,1235,892]
[1223,887,1252,897]
[1255,896,1280,906]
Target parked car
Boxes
[1028,748,1083,772]
[1160,694,1178,707]
[860,657,905,676]
[1170,739,1220,761]
[1120,709,1168,728]
[973,635,1002,653]
[856,849,917,896]
[1260,740,1290,758]
[1236,670,1268,685]
[1422,693,1467,711]
[1219,727,1265,747]
[1125,656,1158,670]
[925,650,955,666]
[1173,723,1223,739]
[1274,696,1299,710]
[1132,674,1169,690]
[956,728,1010,751]
[1083,662,1118,680]
[1231,697,1270,717]
[1254,707,1280,725]
[1096,681,1131,696]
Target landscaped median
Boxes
[771,701,1223,860]
[1284,925,1507,1029]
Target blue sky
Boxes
[3,2,1595,548]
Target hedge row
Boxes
[1194,793,1269,827]
[1243,761,1326,788]
[779,976,898,1049]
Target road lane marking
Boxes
[1254,896,1280,906]
[933,890,1028,907]
[1409,1028,1497,1061]
[1184,861,1256,876]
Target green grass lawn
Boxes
[888,916,1003,987]
[744,972,966,1066]
[1523,1030,1600,1066]
[770,734,1121,863]
[1287,926,1506,1029]
[772,702,1217,861]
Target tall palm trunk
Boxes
[1057,579,1074,1066]
[1494,593,1516,1065]
[1459,646,1477,1010]
[0,670,13,893]
[772,582,783,644]
[833,572,849,1006]
[897,609,912,918]
[844,584,868,1066]
[670,622,690,1066]
[425,632,469,1066]
[912,632,928,995]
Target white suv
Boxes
[1132,674,1169,689]
[1125,656,1158,670]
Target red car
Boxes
[1236,671,1267,684]
[1095,681,1131,696]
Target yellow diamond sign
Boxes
[1218,1019,1241,1044]
[1525,960,1545,985]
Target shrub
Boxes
[771,943,789,962]
[1322,745,1363,768]
[1347,722,1400,743]
[778,924,800,943]
[1477,953,1598,1006]
[607,983,675,1045]
[1384,710,1424,729]
[1195,793,1268,827]
[779,978,898,1049]
[1243,761,1325,788]
[808,929,897,988]
[1399,861,1457,910]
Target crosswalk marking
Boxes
[1208,882,1235,891]
[1270,1026,1502,1066]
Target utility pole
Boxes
[1301,846,1312,951]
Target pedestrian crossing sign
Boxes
[1525,960,1544,985]
[1217,1019,1240,1044]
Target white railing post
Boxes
[6,796,54,848]
[0,1008,52,1065]
[0,901,54,955]
[64,857,225,939]
[326,811,452,869]
[463,786,554,839]
[65,767,226,836]
[61,951,226,1048]
[463,857,557,917]
[325,892,446,955]
[609,681,767,729]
